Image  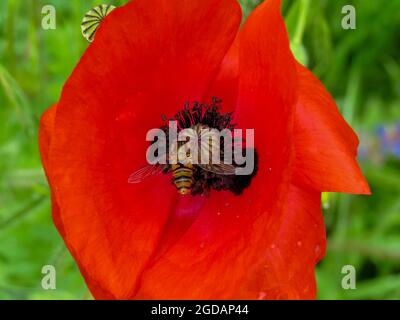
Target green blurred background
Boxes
[0,0,399,300]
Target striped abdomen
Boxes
[171,164,194,195]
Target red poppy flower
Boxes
[39,0,370,299]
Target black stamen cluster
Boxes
[173,97,235,131]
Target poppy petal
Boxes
[39,104,67,238]
[253,183,326,299]
[135,0,310,299]
[292,63,371,194]
[136,182,325,299]
[206,34,240,112]
[38,104,57,172]
[235,0,297,181]
[45,0,242,299]
[39,106,116,300]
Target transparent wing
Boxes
[128,164,166,184]
[198,163,236,175]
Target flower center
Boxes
[158,97,258,196]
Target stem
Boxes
[0,196,46,230]
[5,0,17,73]
[331,240,400,262]
[343,63,361,124]
[293,0,310,45]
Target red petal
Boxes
[38,104,57,173]
[39,104,66,237]
[45,0,241,299]
[235,0,297,186]
[40,106,116,300]
[135,0,308,299]
[206,34,240,112]
[136,182,325,299]
[254,184,326,299]
[292,63,371,194]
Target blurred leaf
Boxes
[346,276,400,299]
[0,64,35,136]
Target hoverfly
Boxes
[128,124,237,195]
[81,4,116,43]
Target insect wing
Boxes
[128,165,165,184]
[198,163,236,175]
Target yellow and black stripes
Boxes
[171,164,194,195]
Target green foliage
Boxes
[0,0,399,300]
